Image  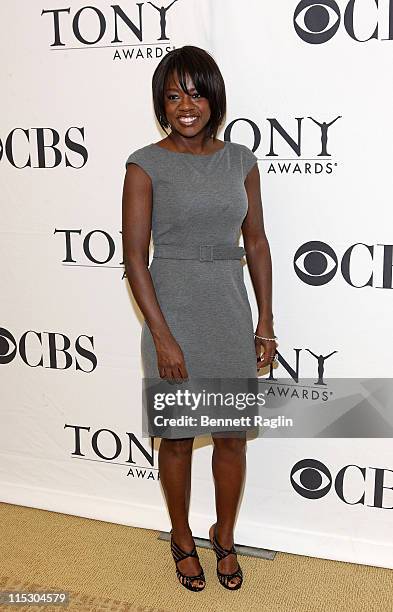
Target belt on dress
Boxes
[152,243,246,262]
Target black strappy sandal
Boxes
[209,523,243,590]
[170,529,206,592]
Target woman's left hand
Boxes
[254,322,277,369]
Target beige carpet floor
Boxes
[0,502,391,612]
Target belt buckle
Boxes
[199,244,214,262]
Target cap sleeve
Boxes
[240,144,258,179]
[125,148,154,183]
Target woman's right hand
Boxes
[154,332,189,382]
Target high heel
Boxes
[170,529,206,592]
[209,523,243,590]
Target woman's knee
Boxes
[212,434,247,455]
[159,437,194,457]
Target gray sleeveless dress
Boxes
[125,140,259,435]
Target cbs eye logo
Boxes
[294,241,338,286]
[294,0,393,44]
[290,458,332,499]
[294,0,340,44]
[0,327,17,364]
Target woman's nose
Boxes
[178,95,196,110]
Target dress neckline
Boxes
[150,140,228,157]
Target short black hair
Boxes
[152,45,226,140]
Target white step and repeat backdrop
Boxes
[1,1,393,569]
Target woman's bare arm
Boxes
[122,163,189,379]
[241,163,276,366]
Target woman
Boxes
[122,45,276,592]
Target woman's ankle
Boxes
[215,523,235,547]
[171,525,193,543]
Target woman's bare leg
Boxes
[210,433,246,587]
[158,437,204,586]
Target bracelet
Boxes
[254,333,277,341]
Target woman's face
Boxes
[162,70,212,137]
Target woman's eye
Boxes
[167,93,201,100]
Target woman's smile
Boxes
[177,115,199,127]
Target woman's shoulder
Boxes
[124,143,158,182]
[227,140,257,160]
[228,141,259,178]
[125,143,154,165]
[228,140,256,154]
